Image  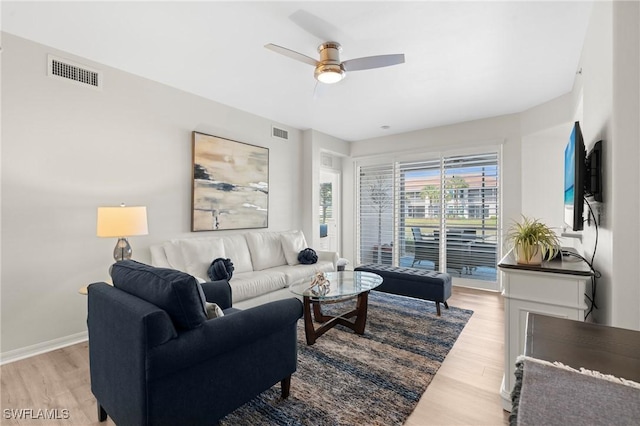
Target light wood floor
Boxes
[1,286,509,425]
[407,286,509,425]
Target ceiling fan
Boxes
[265,41,405,84]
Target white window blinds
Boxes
[442,153,499,279]
[357,150,499,283]
[396,158,442,269]
[358,164,394,264]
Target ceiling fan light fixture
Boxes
[315,63,345,84]
[266,39,404,86]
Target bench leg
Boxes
[436,301,449,316]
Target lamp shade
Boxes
[97,206,148,237]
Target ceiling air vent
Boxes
[271,126,289,140]
[48,54,102,90]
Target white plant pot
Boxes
[515,244,543,265]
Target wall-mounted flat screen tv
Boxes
[564,121,586,231]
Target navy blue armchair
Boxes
[87,260,303,426]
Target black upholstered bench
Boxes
[354,264,452,316]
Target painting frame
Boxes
[191,131,269,232]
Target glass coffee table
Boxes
[290,271,383,345]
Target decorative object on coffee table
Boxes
[309,271,331,296]
[192,131,269,232]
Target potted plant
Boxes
[506,216,560,265]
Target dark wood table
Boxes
[525,313,640,382]
[290,271,383,345]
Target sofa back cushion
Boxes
[221,235,253,274]
[178,237,226,280]
[245,232,287,271]
[280,230,308,266]
[163,240,187,271]
[111,260,207,330]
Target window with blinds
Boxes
[358,164,394,265]
[442,153,499,280]
[357,151,499,283]
[397,158,442,270]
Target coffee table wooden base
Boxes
[302,291,370,345]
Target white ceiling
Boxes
[2,1,593,141]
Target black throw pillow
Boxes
[298,248,318,265]
[208,258,234,281]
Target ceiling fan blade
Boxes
[264,43,318,67]
[342,54,405,72]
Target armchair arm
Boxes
[147,297,303,379]
[200,279,232,309]
[317,250,339,270]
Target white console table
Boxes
[498,249,593,411]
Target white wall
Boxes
[519,93,577,231]
[1,33,304,360]
[573,0,614,326]
[609,0,640,329]
[520,124,568,230]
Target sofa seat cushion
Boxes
[111,260,207,330]
[229,270,287,303]
[179,237,226,281]
[221,235,253,274]
[245,232,287,271]
[270,261,335,286]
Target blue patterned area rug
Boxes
[221,291,473,426]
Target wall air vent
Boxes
[271,126,289,140]
[321,153,334,168]
[48,54,102,90]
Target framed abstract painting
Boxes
[191,131,269,231]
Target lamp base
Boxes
[113,237,132,262]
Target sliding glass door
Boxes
[357,150,500,289]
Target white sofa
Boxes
[150,230,338,309]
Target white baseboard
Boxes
[453,278,500,292]
[501,374,513,412]
[0,331,88,365]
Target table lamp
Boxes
[97,204,148,262]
